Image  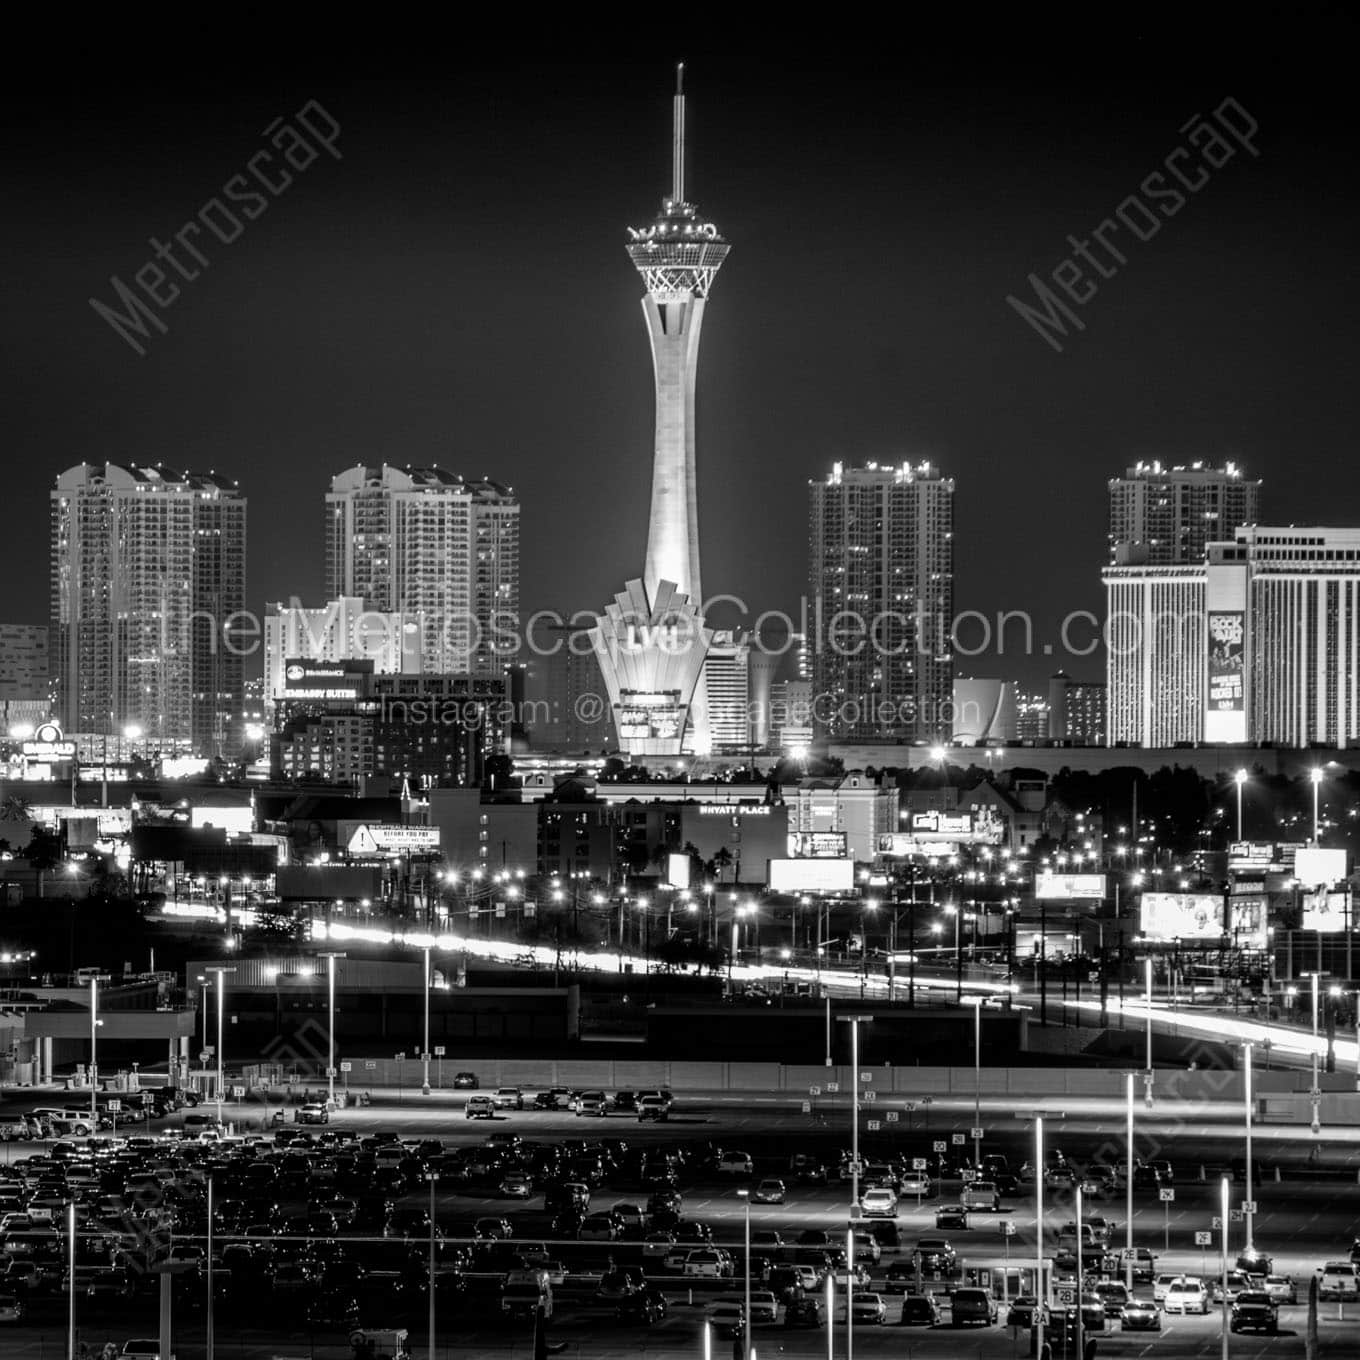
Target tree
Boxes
[24,826,63,900]
[712,846,734,883]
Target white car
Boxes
[1318,1262,1359,1301]
[1164,1278,1209,1314]
[898,1171,932,1196]
[1153,1273,1179,1303]
[860,1186,898,1217]
[960,1180,1000,1212]
[492,1087,524,1110]
[718,1150,754,1175]
[748,1289,778,1324]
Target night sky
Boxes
[5,25,1358,685]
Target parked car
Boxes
[575,1094,609,1118]
[492,1087,524,1110]
[452,1072,478,1088]
[1120,1298,1161,1331]
[951,1287,998,1326]
[1120,1247,1157,1283]
[499,1172,533,1199]
[935,1205,968,1230]
[718,1150,754,1176]
[753,1178,786,1205]
[859,1186,898,1217]
[1006,1296,1040,1327]
[898,1171,932,1196]
[850,1292,887,1325]
[747,1289,778,1324]
[1263,1275,1298,1306]
[784,1294,825,1327]
[465,1096,495,1120]
[1231,1291,1279,1333]
[1164,1278,1210,1314]
[617,1289,667,1324]
[1318,1262,1359,1301]
[1211,1270,1252,1304]
[960,1180,1000,1212]
[637,1096,670,1122]
[705,1301,745,1338]
[1093,1281,1130,1316]
[899,1292,941,1326]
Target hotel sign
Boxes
[22,722,76,761]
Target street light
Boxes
[204,966,236,1126]
[425,1170,439,1360]
[969,995,984,1170]
[838,1013,872,1360]
[736,1187,752,1360]
[89,976,101,1126]
[1242,1041,1256,1252]
[422,945,432,1095]
[318,951,346,1107]
[1034,1114,1046,1360]
[1144,955,1154,1109]
[1234,769,1248,842]
[1219,1176,1231,1360]
[1124,1072,1135,1291]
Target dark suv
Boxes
[1231,1292,1279,1334]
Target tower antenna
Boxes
[671,61,685,204]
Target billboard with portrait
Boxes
[1208,611,1245,712]
[1139,892,1224,940]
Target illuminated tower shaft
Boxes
[627,64,730,612]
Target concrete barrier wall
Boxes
[313,1058,1335,1103]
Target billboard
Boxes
[280,659,371,702]
[1229,894,1268,949]
[1302,889,1348,933]
[666,852,691,889]
[342,822,441,855]
[1207,611,1245,712]
[768,858,854,894]
[1294,846,1348,889]
[1139,892,1224,940]
[1035,872,1107,901]
[794,831,848,858]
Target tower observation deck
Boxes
[625,62,729,616]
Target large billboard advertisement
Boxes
[1140,892,1224,940]
[1208,611,1245,713]
[1229,894,1268,949]
[1294,847,1348,889]
[1302,889,1348,933]
[768,858,854,894]
[1036,872,1107,901]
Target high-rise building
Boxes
[704,631,751,753]
[1014,691,1050,744]
[809,460,955,742]
[325,465,519,676]
[1047,672,1106,745]
[264,597,423,714]
[591,66,727,757]
[1105,525,1360,747]
[522,621,616,752]
[50,463,246,755]
[1108,460,1261,565]
[0,623,51,737]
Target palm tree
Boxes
[712,846,734,884]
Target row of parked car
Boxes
[464,1087,674,1122]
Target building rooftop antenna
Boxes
[672,61,685,204]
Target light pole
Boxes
[89,976,100,1126]
[1075,1184,1085,1360]
[1243,1041,1255,1252]
[838,1013,872,1360]
[1144,955,1154,1108]
[205,966,236,1126]
[1034,1114,1046,1360]
[1309,971,1323,1135]
[1310,767,1323,845]
[206,1173,215,1360]
[1124,1072,1135,1291]
[1234,768,1247,842]
[423,945,432,1095]
[736,1187,751,1360]
[67,1199,77,1360]
[970,996,983,1170]
[425,1171,439,1360]
[318,951,345,1107]
[1219,1176,1230,1360]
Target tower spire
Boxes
[671,61,685,204]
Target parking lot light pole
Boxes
[423,945,432,1095]
[736,1188,751,1360]
[1308,971,1323,1134]
[1144,955,1154,1108]
[206,1174,215,1360]
[1220,1176,1230,1360]
[89,976,99,1126]
[838,1014,872,1360]
[970,995,983,1170]
[1125,1072,1135,1291]
[1243,1041,1255,1252]
[1075,1184,1084,1360]
[318,951,345,1107]
[204,966,235,1126]
[426,1171,439,1360]
[67,1199,76,1360]
[1034,1115,1045,1360]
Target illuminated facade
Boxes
[593,66,728,756]
[325,465,519,676]
[1105,526,1360,747]
[1108,460,1260,565]
[809,460,955,741]
[50,463,246,756]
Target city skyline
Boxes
[6,44,1360,689]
